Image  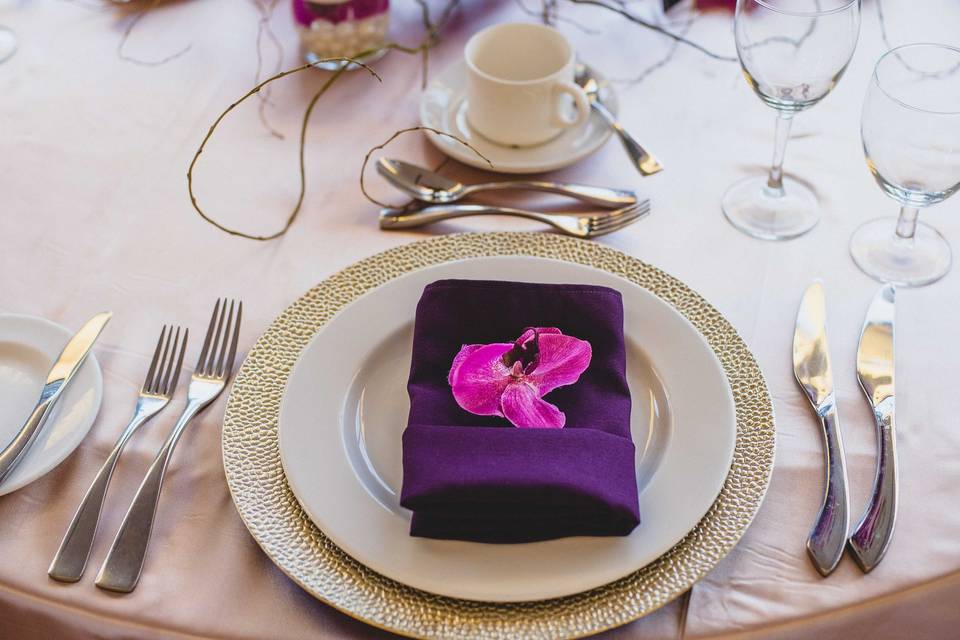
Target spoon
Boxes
[574,63,663,176]
[376,158,638,209]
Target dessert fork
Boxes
[95,299,242,593]
[379,200,650,239]
[49,325,187,583]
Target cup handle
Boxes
[551,81,590,129]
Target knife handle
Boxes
[848,402,897,572]
[0,393,56,484]
[807,406,850,576]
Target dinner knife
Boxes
[0,312,112,485]
[792,282,850,576]
[848,284,897,572]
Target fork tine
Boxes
[588,209,645,236]
[157,327,180,395]
[142,326,167,394]
[224,301,242,378]
[602,207,647,228]
[588,213,644,237]
[166,328,188,395]
[590,202,650,230]
[151,326,173,394]
[196,299,222,373]
[586,207,637,228]
[588,201,649,226]
[214,301,235,377]
[589,210,639,232]
[205,300,229,376]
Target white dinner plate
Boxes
[278,257,736,602]
[0,314,103,496]
[420,60,617,174]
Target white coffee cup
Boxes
[464,23,591,147]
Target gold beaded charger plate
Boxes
[222,233,775,639]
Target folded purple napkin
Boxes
[399,279,640,543]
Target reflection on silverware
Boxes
[49,325,188,583]
[574,63,663,176]
[379,200,650,239]
[792,282,850,577]
[376,158,638,209]
[0,312,112,486]
[849,284,897,572]
[95,300,242,593]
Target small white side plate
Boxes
[0,314,103,496]
[279,257,736,602]
[420,60,618,174]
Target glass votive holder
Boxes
[293,0,390,70]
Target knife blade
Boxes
[848,284,897,572]
[792,282,850,576]
[0,312,112,485]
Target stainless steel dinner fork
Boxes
[49,325,187,583]
[379,200,651,238]
[95,299,242,593]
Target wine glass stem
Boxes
[766,111,794,195]
[895,205,919,243]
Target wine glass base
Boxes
[722,175,819,241]
[850,218,952,287]
[0,26,17,65]
[305,48,387,71]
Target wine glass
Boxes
[850,44,960,287]
[723,0,861,240]
[0,25,15,64]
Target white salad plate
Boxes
[0,314,103,496]
[278,256,736,602]
[420,60,618,174]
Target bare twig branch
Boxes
[188,0,465,240]
[117,0,191,66]
[187,59,380,241]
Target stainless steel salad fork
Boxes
[379,200,651,239]
[95,299,242,593]
[49,325,187,583]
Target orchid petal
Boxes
[448,344,484,386]
[500,381,565,428]
[449,343,513,416]
[527,333,592,396]
[533,327,562,335]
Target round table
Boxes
[1,0,958,637]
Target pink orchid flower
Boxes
[448,328,592,429]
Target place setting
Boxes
[4,0,960,638]
[1,301,243,593]
[223,232,775,637]
[223,1,957,636]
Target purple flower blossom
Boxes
[448,328,592,429]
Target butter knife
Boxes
[848,284,897,572]
[792,282,850,576]
[0,312,112,485]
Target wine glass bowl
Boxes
[851,43,960,287]
[0,25,16,64]
[723,0,861,241]
[736,0,861,113]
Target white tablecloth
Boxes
[1,0,959,637]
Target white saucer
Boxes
[0,314,103,496]
[420,60,618,174]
